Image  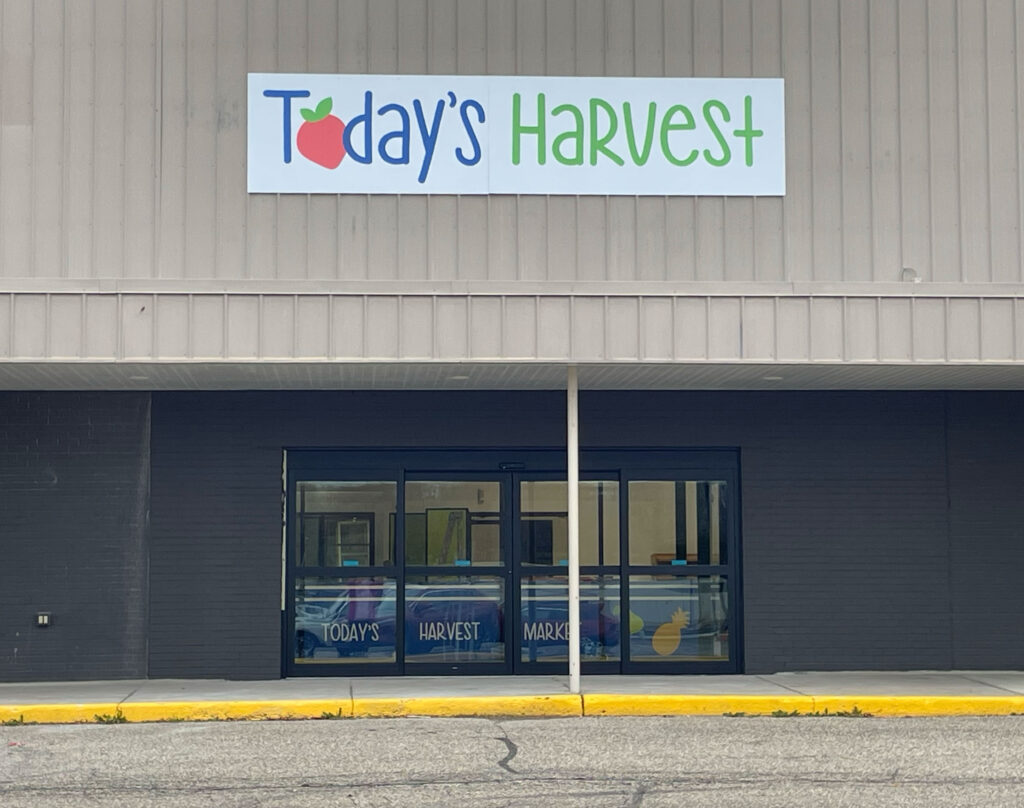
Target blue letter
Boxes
[377,103,411,165]
[262,89,310,163]
[413,98,446,183]
[342,91,374,164]
[456,99,485,166]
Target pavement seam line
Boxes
[959,674,1020,695]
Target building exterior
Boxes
[1,0,1023,682]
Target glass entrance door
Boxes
[401,476,510,673]
[514,476,622,673]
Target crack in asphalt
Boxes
[495,737,518,774]
[490,720,519,774]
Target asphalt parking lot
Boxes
[4,715,1024,807]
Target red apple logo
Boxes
[296,97,346,169]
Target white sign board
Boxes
[248,74,785,196]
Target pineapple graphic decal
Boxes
[652,608,690,656]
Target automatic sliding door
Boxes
[516,478,621,672]
[289,480,400,674]
[403,478,509,672]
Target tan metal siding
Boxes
[0,0,1023,285]
[2,287,1023,366]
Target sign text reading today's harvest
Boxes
[248,74,785,196]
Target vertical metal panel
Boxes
[674,297,708,359]
[435,296,468,359]
[898,1,930,285]
[155,295,190,357]
[912,299,948,361]
[809,297,844,360]
[723,0,755,281]
[928,0,963,282]
[503,296,537,357]
[468,296,502,358]
[125,0,158,280]
[947,298,981,360]
[64,0,96,279]
[781,0,814,283]
[957,0,992,282]
[31,0,66,279]
[777,297,811,360]
[640,297,673,360]
[190,295,224,358]
[741,298,776,360]
[870,0,902,284]
[879,298,913,361]
[296,296,330,358]
[986,0,1020,282]
[1,0,34,279]
[979,299,1014,360]
[397,196,428,280]
[707,298,742,359]
[845,297,879,361]
[751,0,785,281]
[840,0,872,282]
[121,294,155,359]
[537,296,570,358]
[606,297,640,360]
[810,0,842,281]
[13,295,47,357]
[50,296,83,357]
[184,0,217,281]
[429,197,458,279]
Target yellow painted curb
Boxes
[1,703,122,725]
[0,700,353,724]
[352,694,582,718]
[5,693,1024,724]
[120,700,353,722]
[809,695,1024,717]
[583,694,816,716]
[582,694,1024,717]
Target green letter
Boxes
[512,92,546,165]
[589,98,624,166]
[702,100,731,167]
[659,104,698,166]
[623,102,657,165]
[551,103,585,165]
[732,95,764,167]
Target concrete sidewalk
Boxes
[3,671,1024,723]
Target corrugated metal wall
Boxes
[0,0,1021,285]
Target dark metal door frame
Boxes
[284,448,742,676]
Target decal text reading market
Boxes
[247,74,785,196]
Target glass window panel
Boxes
[405,576,505,663]
[296,482,397,567]
[404,481,503,566]
[520,576,621,663]
[294,577,396,664]
[627,575,729,662]
[520,480,619,566]
[628,480,727,566]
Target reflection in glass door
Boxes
[403,478,509,671]
[516,478,621,672]
[624,477,734,672]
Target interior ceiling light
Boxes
[448,374,470,381]
[762,375,784,381]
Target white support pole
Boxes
[567,365,581,695]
